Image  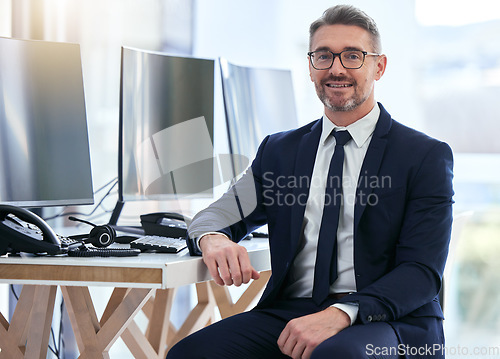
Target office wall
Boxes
[193,0,421,130]
[0,0,11,36]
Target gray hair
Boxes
[309,5,382,53]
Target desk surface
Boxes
[0,238,270,289]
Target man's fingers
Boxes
[251,268,261,280]
[225,247,259,286]
[301,346,315,359]
[227,254,244,286]
[277,326,289,352]
[204,256,225,286]
[278,321,307,359]
[200,234,260,286]
[291,341,307,359]
[238,252,258,285]
[217,257,234,286]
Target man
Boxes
[168,4,453,359]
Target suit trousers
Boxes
[166,298,403,359]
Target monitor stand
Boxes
[107,200,145,238]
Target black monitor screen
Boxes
[119,47,215,202]
[0,37,94,207]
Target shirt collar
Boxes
[321,103,380,148]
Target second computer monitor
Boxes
[118,47,215,203]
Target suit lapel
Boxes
[288,120,322,257]
[354,103,392,229]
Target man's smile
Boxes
[322,76,355,90]
[325,83,353,88]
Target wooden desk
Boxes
[0,239,271,358]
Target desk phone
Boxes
[0,204,66,255]
[0,205,139,256]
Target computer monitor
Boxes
[109,47,215,225]
[0,37,94,208]
[220,58,298,177]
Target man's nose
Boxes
[329,55,345,74]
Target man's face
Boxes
[309,24,386,118]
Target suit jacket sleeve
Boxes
[186,136,271,255]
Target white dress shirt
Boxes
[283,104,380,323]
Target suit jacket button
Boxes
[367,315,373,322]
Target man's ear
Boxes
[375,54,387,81]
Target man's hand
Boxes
[200,234,260,286]
[277,306,350,359]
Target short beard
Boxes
[315,76,367,112]
[322,96,358,112]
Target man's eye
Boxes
[317,53,331,60]
[345,52,361,60]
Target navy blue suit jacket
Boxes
[188,103,454,352]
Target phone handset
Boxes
[0,204,61,255]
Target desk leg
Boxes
[121,288,177,359]
[143,271,270,355]
[0,285,57,359]
[61,286,154,359]
[25,286,58,359]
[165,282,216,350]
[120,283,217,358]
[210,270,271,318]
[146,288,176,357]
[55,271,271,358]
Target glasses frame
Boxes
[307,50,380,70]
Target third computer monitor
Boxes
[220,58,298,178]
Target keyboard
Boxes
[27,223,82,250]
[130,235,187,253]
[58,234,82,248]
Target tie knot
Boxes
[333,130,352,146]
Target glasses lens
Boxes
[311,51,333,70]
[340,50,364,69]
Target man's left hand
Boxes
[277,306,350,359]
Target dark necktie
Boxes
[312,129,352,305]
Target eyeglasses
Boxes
[307,50,379,70]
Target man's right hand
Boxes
[200,234,260,286]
